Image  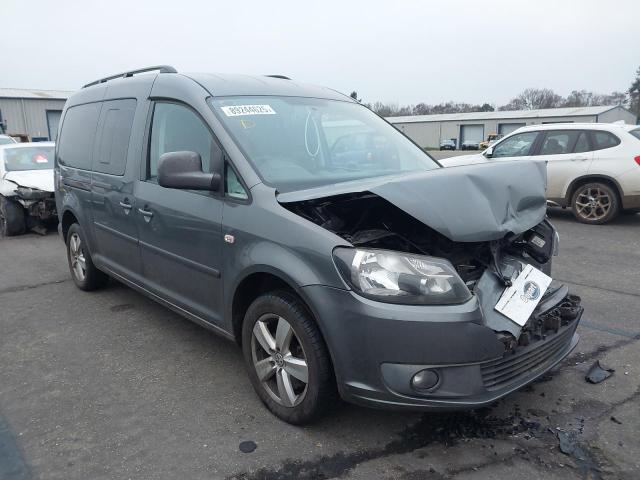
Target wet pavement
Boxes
[0,209,638,480]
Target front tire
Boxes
[571,182,619,224]
[242,291,336,424]
[0,196,26,236]
[66,223,109,291]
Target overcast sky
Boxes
[3,0,638,106]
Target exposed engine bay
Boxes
[284,191,555,286]
[283,191,582,352]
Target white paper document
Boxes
[494,264,552,326]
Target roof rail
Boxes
[83,65,177,88]
[265,75,291,80]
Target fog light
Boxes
[411,369,440,391]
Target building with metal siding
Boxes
[386,105,637,149]
[0,88,72,141]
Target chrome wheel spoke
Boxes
[275,317,294,353]
[276,369,297,407]
[251,313,309,407]
[283,355,308,383]
[253,321,276,354]
[254,357,276,382]
[69,233,86,280]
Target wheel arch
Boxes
[60,208,79,241]
[565,174,623,206]
[229,267,315,346]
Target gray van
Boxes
[55,66,583,424]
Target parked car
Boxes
[55,66,583,424]
[0,142,57,236]
[439,123,640,224]
[0,134,17,145]
[439,139,456,150]
[460,140,480,150]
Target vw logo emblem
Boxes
[273,352,285,367]
[522,281,541,301]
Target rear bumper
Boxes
[302,284,581,411]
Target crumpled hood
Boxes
[277,160,548,242]
[3,169,54,192]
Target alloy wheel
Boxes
[574,186,612,222]
[251,313,309,407]
[69,232,87,281]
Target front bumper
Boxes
[302,284,581,411]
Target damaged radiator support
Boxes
[499,288,583,351]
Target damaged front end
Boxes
[281,160,582,405]
[13,187,57,221]
[1,181,57,235]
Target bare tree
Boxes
[499,88,563,111]
[629,66,640,118]
[563,90,628,108]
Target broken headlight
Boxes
[15,187,50,200]
[333,247,472,305]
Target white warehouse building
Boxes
[0,88,72,142]
[386,105,637,149]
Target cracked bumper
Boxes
[301,285,581,411]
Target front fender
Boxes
[223,239,346,321]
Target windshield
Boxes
[3,146,54,171]
[0,136,16,145]
[209,96,438,192]
[630,128,640,141]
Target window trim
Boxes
[142,98,252,203]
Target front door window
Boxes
[492,132,539,158]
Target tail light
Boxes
[635,156,640,166]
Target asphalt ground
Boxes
[0,196,638,479]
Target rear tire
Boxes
[242,291,337,424]
[0,196,26,236]
[571,182,619,224]
[66,223,109,291]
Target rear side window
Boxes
[538,130,580,155]
[58,103,101,170]
[93,99,136,176]
[589,131,620,151]
[148,102,221,179]
[629,128,640,141]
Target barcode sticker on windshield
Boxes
[221,105,276,116]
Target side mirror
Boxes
[483,146,494,158]
[158,151,221,191]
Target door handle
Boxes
[119,200,133,214]
[138,207,154,222]
[572,156,588,162]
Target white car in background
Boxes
[0,134,17,145]
[0,142,57,236]
[439,123,640,224]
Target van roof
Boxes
[79,65,354,103]
[183,73,353,102]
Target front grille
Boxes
[481,325,575,391]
